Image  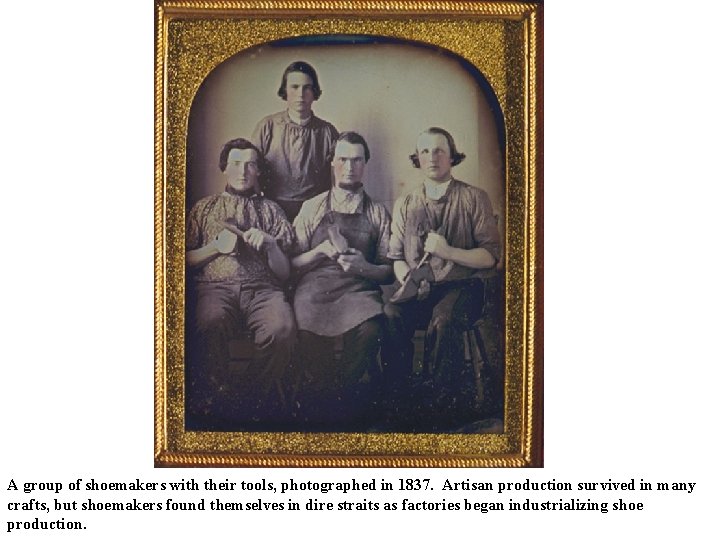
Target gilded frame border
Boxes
[154,0,542,467]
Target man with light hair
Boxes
[384,127,501,426]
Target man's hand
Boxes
[337,248,369,275]
[242,228,277,251]
[424,231,451,259]
[214,228,238,254]
[315,239,340,260]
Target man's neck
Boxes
[287,109,312,125]
[426,175,452,185]
[331,184,364,213]
[424,177,452,200]
[225,185,257,198]
[335,182,364,193]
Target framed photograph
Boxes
[155,0,542,467]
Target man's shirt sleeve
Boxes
[266,201,296,253]
[373,202,392,265]
[472,188,502,262]
[387,196,409,261]
[186,200,204,251]
[251,116,271,155]
[291,196,323,255]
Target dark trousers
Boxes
[186,281,296,427]
[383,279,484,399]
[295,317,382,428]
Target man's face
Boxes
[224,148,260,192]
[285,71,315,117]
[332,140,366,189]
[416,131,453,182]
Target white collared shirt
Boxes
[424,178,452,200]
[286,109,313,126]
[330,186,364,214]
[292,187,392,258]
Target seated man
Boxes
[185,138,296,429]
[291,131,392,428]
[384,127,501,428]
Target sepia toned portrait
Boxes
[184,37,506,434]
[155,1,541,467]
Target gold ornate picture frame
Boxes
[154,0,542,467]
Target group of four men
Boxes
[185,61,501,431]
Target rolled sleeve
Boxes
[472,189,501,262]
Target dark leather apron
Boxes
[294,197,383,336]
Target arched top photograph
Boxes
[155,1,542,467]
[186,34,506,234]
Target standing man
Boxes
[252,61,339,221]
[185,138,296,429]
[291,131,392,428]
[384,127,501,426]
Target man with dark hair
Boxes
[252,61,338,221]
[185,138,296,429]
[384,127,501,427]
[291,131,392,428]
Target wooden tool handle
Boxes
[222,221,247,238]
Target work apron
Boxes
[294,205,383,337]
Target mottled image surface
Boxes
[184,37,505,433]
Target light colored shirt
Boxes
[251,111,338,202]
[292,188,392,264]
[424,178,452,200]
[388,178,501,281]
[330,186,364,214]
